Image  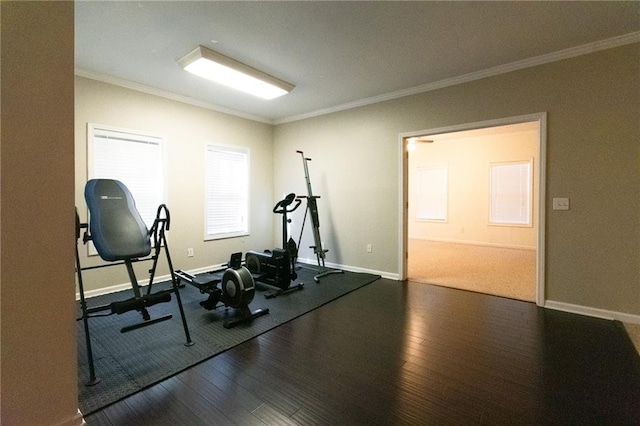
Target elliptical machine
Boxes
[245,193,304,298]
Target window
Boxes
[205,144,249,240]
[489,160,532,226]
[416,164,448,221]
[88,123,165,229]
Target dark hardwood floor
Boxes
[85,279,640,425]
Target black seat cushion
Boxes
[85,179,151,261]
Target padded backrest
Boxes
[85,179,151,261]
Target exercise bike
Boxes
[245,193,304,299]
[175,252,269,328]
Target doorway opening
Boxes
[398,113,546,305]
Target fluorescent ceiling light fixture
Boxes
[178,45,294,100]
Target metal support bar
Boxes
[74,201,195,387]
[296,150,344,282]
[75,231,101,386]
[120,314,173,333]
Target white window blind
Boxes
[205,144,249,240]
[489,161,532,226]
[88,124,165,229]
[416,164,448,221]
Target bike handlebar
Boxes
[273,193,302,214]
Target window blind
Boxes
[489,161,532,226]
[205,144,249,239]
[89,124,165,229]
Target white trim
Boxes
[187,263,230,276]
[536,114,547,307]
[75,68,272,124]
[77,33,640,126]
[488,159,533,227]
[78,259,391,300]
[76,273,171,300]
[87,122,168,220]
[203,143,251,241]
[399,113,547,307]
[545,300,640,325]
[76,261,228,300]
[410,237,536,251]
[52,410,86,426]
[276,32,640,124]
[399,133,409,282]
[86,122,167,256]
[297,258,398,281]
[87,122,166,186]
[401,113,547,140]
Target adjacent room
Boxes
[1,2,639,425]
[406,122,539,302]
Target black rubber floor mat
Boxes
[77,266,380,414]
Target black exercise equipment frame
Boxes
[296,150,344,282]
[75,204,193,387]
[246,193,304,298]
[174,252,269,328]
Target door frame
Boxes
[398,112,547,306]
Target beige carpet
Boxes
[408,239,536,302]
[623,322,640,355]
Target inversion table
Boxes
[75,179,193,386]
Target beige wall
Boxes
[273,112,401,275]
[274,44,640,316]
[1,2,82,425]
[75,77,274,293]
[1,12,637,424]
[408,126,539,249]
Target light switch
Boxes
[553,197,570,210]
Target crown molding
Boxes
[76,32,639,126]
[275,31,640,125]
[74,68,273,124]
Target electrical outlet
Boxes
[187,248,194,257]
[552,198,570,211]
[367,244,372,253]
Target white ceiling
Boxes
[75,1,640,124]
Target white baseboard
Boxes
[186,262,230,276]
[77,277,164,300]
[410,237,536,251]
[80,264,639,328]
[76,263,226,300]
[545,300,640,324]
[297,258,398,280]
[77,258,396,300]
